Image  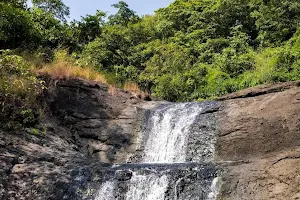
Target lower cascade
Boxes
[96,102,220,200]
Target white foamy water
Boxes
[207,177,222,200]
[95,174,168,200]
[95,181,116,200]
[142,103,203,163]
[125,173,168,200]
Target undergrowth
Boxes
[0,50,45,130]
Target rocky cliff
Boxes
[0,78,299,200]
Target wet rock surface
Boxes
[186,101,220,162]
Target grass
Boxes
[108,85,117,96]
[252,48,280,84]
[36,60,107,83]
[124,82,149,98]
[25,49,149,99]
[33,49,107,83]
[124,82,141,94]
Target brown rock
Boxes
[94,151,111,163]
[217,83,300,199]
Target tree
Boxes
[0,2,40,49]
[108,1,139,26]
[32,0,70,21]
[250,0,300,46]
[29,7,68,48]
[0,0,27,8]
[77,11,106,44]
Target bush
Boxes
[0,50,44,130]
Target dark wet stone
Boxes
[115,170,133,181]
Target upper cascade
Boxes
[141,103,206,163]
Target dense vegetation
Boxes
[2,0,300,128]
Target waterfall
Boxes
[142,103,204,163]
[96,174,168,200]
[95,102,220,200]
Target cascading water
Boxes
[96,173,168,200]
[95,102,220,200]
[96,181,116,200]
[125,173,168,200]
[142,103,204,163]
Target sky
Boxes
[63,0,174,21]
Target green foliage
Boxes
[76,0,300,101]
[76,11,106,44]
[32,0,70,21]
[29,7,66,48]
[2,0,300,103]
[114,65,138,84]
[0,2,40,49]
[26,127,47,137]
[0,51,44,130]
[108,1,139,26]
[250,0,300,46]
[1,0,27,8]
[139,42,203,101]
[79,21,146,71]
[0,0,71,50]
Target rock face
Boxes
[0,78,158,200]
[45,78,159,164]
[216,81,300,200]
[0,78,300,199]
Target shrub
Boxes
[0,50,44,130]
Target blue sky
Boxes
[63,0,174,21]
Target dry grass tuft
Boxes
[124,82,149,99]
[36,60,107,83]
[108,85,117,96]
[124,82,141,94]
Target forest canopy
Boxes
[2,0,300,102]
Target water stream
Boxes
[95,102,220,200]
[142,103,204,163]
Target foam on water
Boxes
[95,181,116,200]
[207,177,222,200]
[125,173,168,200]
